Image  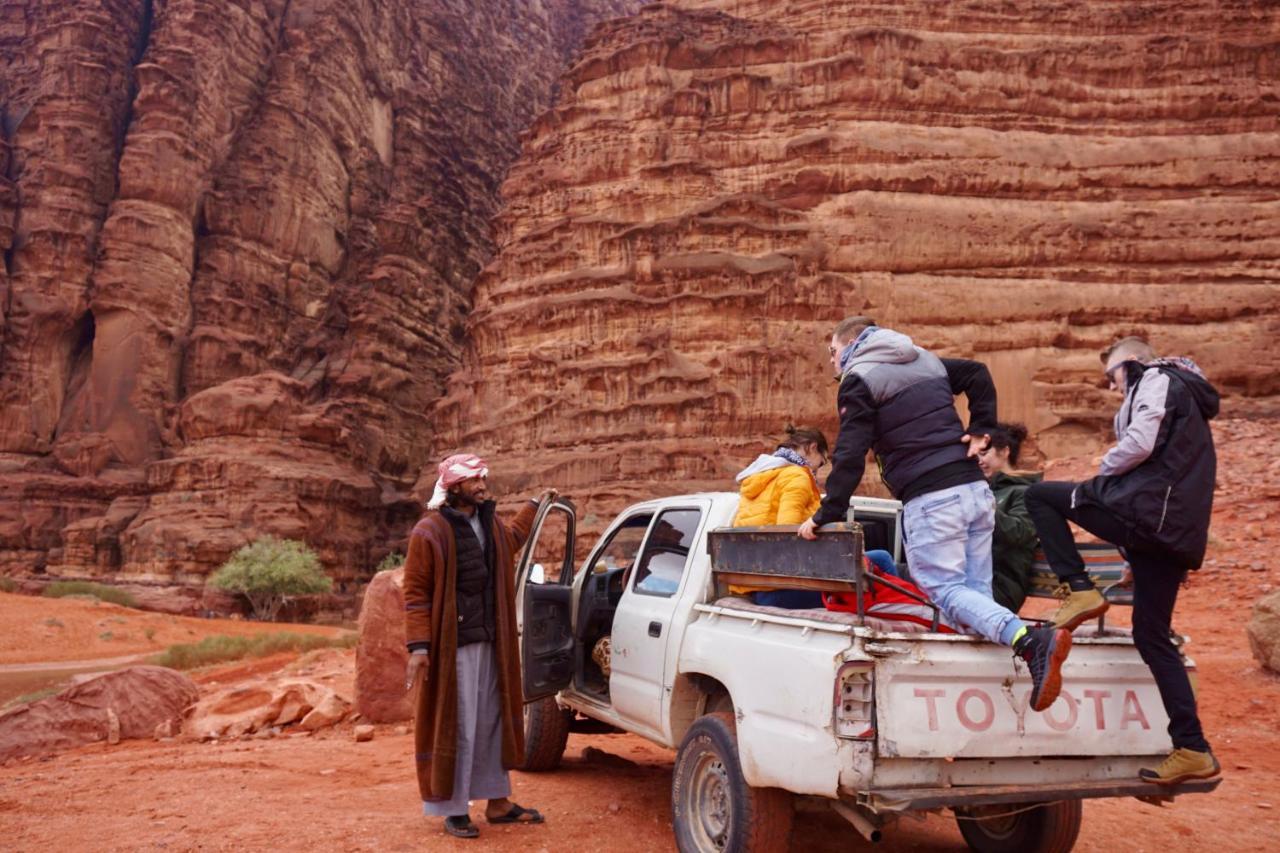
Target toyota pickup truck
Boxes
[513,492,1218,852]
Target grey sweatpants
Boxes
[422,641,511,816]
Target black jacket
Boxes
[1075,359,1219,568]
[439,502,497,646]
[813,329,997,525]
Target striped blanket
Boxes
[1029,544,1132,605]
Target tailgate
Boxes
[871,634,1179,758]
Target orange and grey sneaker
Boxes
[1014,626,1073,712]
[1139,748,1221,785]
[1048,585,1109,631]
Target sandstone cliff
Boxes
[0,0,636,599]
[437,0,1280,537]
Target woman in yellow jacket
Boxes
[731,425,829,608]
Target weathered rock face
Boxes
[0,0,638,593]
[437,1,1280,538]
[1248,589,1280,674]
[185,676,350,740]
[0,665,198,761]
[354,566,411,723]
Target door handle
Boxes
[648,621,662,638]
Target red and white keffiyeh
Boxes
[427,453,489,509]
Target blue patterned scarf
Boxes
[773,447,810,468]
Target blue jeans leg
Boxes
[904,482,1023,645]
[751,589,824,609]
[865,549,900,578]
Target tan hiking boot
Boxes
[1139,748,1221,785]
[1048,585,1109,631]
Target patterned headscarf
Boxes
[427,453,489,509]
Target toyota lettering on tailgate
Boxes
[911,685,1151,735]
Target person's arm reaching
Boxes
[810,377,877,528]
[1100,371,1169,476]
[942,357,997,430]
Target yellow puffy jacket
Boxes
[728,457,821,594]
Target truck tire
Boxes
[955,800,1082,853]
[671,711,793,853]
[520,696,571,771]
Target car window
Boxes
[632,509,701,597]
[526,506,572,584]
[588,512,654,580]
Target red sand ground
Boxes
[1,419,1278,850]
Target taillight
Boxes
[835,662,875,739]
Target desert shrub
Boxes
[42,580,138,608]
[0,577,16,593]
[150,632,356,670]
[375,552,404,573]
[210,538,332,622]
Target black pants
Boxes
[1025,481,1210,753]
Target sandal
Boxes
[444,815,479,838]
[487,804,544,825]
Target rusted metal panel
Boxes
[861,776,1221,811]
[706,523,864,591]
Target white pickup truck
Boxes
[513,492,1218,852]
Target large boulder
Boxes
[0,665,198,762]
[355,567,412,723]
[185,678,351,739]
[1247,589,1280,674]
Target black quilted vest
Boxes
[440,502,496,646]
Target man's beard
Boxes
[449,489,486,508]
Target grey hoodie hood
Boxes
[734,454,790,483]
[840,328,919,380]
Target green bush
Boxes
[210,537,332,622]
[0,577,16,593]
[150,631,357,670]
[375,552,404,573]
[42,580,138,608]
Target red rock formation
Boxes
[437,1,1280,539]
[0,665,198,762]
[354,566,412,723]
[0,0,638,594]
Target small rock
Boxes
[354,724,375,743]
[607,802,621,814]
[319,768,336,776]
[1259,803,1273,810]
[106,709,121,746]
[394,725,410,737]
[153,719,177,740]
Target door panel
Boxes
[609,507,704,733]
[517,501,576,702]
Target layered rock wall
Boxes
[438,1,1280,535]
[0,0,637,594]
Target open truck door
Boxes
[515,497,576,702]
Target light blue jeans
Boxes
[903,480,1024,645]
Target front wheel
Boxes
[520,696,571,771]
[671,711,793,853]
[955,800,1082,853]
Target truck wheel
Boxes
[672,711,793,853]
[955,800,1082,853]
[520,696,571,771]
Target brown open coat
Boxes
[403,499,537,802]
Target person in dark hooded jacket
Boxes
[1025,336,1221,786]
[975,422,1041,612]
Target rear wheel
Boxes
[520,696,571,771]
[955,800,1082,853]
[672,711,793,852]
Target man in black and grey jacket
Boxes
[1025,336,1221,785]
[798,316,1073,715]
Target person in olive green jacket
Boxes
[975,422,1041,612]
